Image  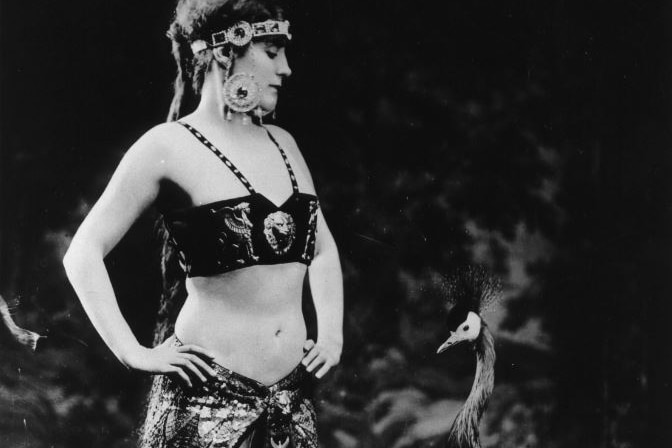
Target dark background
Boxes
[2,1,671,447]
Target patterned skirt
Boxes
[139,336,318,448]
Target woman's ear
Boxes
[212,47,231,69]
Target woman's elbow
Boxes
[62,237,102,277]
[62,242,83,278]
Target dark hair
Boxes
[154,0,286,345]
[165,0,286,122]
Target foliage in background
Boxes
[1,1,670,447]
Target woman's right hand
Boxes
[123,338,218,388]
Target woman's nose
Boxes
[277,51,292,78]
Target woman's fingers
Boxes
[302,347,320,367]
[303,340,315,352]
[306,354,326,373]
[182,353,217,378]
[303,340,340,377]
[172,358,207,383]
[314,361,333,379]
[170,367,193,388]
[155,343,218,387]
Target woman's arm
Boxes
[63,125,216,386]
[302,209,344,378]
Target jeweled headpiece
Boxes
[190,20,291,54]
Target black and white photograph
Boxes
[1,1,671,447]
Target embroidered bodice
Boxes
[162,122,319,278]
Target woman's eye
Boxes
[266,51,278,59]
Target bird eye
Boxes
[463,325,469,331]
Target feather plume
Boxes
[441,266,502,313]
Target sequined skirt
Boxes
[139,336,318,448]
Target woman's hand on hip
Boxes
[123,338,218,388]
[302,338,342,379]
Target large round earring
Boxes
[222,72,261,114]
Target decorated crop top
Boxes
[162,122,319,278]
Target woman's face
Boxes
[231,39,291,113]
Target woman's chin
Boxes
[260,93,278,109]
[257,101,277,116]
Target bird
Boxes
[434,267,500,448]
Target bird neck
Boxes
[445,324,496,448]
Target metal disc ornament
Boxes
[227,22,253,47]
[222,73,260,113]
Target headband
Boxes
[190,20,291,54]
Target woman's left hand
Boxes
[302,338,342,379]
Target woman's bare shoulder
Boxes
[265,125,305,162]
[119,122,194,174]
[264,123,295,142]
[130,122,185,156]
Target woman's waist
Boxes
[176,304,306,339]
[170,334,309,392]
[174,303,307,384]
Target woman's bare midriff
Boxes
[174,262,308,386]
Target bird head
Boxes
[436,266,500,354]
[436,303,482,353]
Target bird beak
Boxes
[436,333,460,354]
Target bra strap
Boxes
[263,127,300,194]
[178,122,256,194]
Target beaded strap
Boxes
[263,127,300,194]
[178,122,256,194]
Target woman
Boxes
[62,0,343,446]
